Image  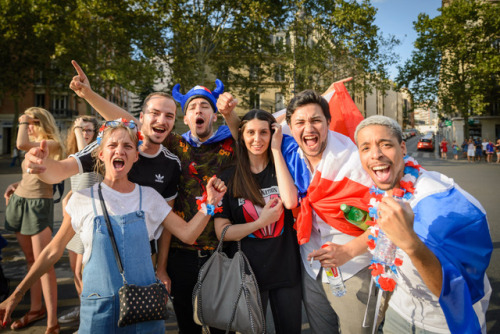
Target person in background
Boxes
[440,138,448,159]
[475,138,483,162]
[461,140,468,159]
[57,116,100,325]
[214,109,302,333]
[452,140,459,160]
[354,115,491,334]
[496,139,500,164]
[0,122,227,333]
[467,139,475,163]
[481,138,488,162]
[485,140,494,163]
[4,107,64,333]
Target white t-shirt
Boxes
[301,211,372,282]
[66,183,170,265]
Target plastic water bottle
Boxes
[372,189,405,265]
[321,244,346,297]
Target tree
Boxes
[165,0,399,109]
[283,0,399,95]
[397,0,500,138]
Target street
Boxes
[0,133,498,333]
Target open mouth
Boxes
[113,158,125,170]
[152,126,166,134]
[371,165,391,183]
[195,117,205,126]
[303,135,319,148]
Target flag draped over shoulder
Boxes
[328,82,365,143]
[411,171,492,333]
[282,131,372,245]
[281,82,370,245]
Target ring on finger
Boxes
[378,210,382,218]
[26,167,31,174]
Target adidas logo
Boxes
[155,174,164,183]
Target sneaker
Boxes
[58,306,80,323]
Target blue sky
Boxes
[371,0,441,80]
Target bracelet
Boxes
[74,126,82,129]
[196,191,223,216]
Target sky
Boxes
[371,0,442,80]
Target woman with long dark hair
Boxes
[214,109,302,333]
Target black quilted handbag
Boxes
[98,184,170,327]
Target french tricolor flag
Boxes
[281,82,372,245]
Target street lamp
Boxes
[293,9,305,95]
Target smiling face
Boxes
[140,96,177,145]
[357,125,407,191]
[289,103,329,168]
[183,97,217,141]
[98,128,139,180]
[242,119,272,159]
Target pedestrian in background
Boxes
[467,139,475,163]
[452,140,459,160]
[486,140,494,163]
[496,139,500,164]
[461,140,468,159]
[482,139,488,162]
[57,116,100,325]
[475,138,483,162]
[440,138,448,159]
[3,107,64,333]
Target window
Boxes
[275,93,285,111]
[249,65,260,81]
[51,95,68,111]
[274,65,285,82]
[35,94,45,107]
[250,92,260,109]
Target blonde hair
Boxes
[66,116,99,155]
[24,107,65,160]
[92,125,139,176]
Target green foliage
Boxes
[166,0,399,107]
[397,0,500,137]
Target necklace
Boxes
[366,156,423,291]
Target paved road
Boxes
[0,134,498,333]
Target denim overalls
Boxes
[79,185,164,333]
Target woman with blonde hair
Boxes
[58,116,100,325]
[0,121,226,333]
[3,107,64,333]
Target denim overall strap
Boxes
[79,184,163,333]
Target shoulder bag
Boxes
[98,183,170,327]
[193,225,265,334]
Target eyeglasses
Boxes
[104,120,138,130]
[82,129,96,134]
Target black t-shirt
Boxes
[215,164,301,291]
[73,141,181,201]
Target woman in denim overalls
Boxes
[0,122,227,333]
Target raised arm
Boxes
[270,123,299,209]
[69,60,139,125]
[23,141,79,184]
[216,92,240,140]
[162,176,226,244]
[377,196,442,296]
[16,114,59,152]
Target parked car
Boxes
[417,134,435,151]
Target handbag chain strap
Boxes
[97,183,128,285]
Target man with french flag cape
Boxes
[354,115,491,334]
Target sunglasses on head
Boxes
[104,120,138,130]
